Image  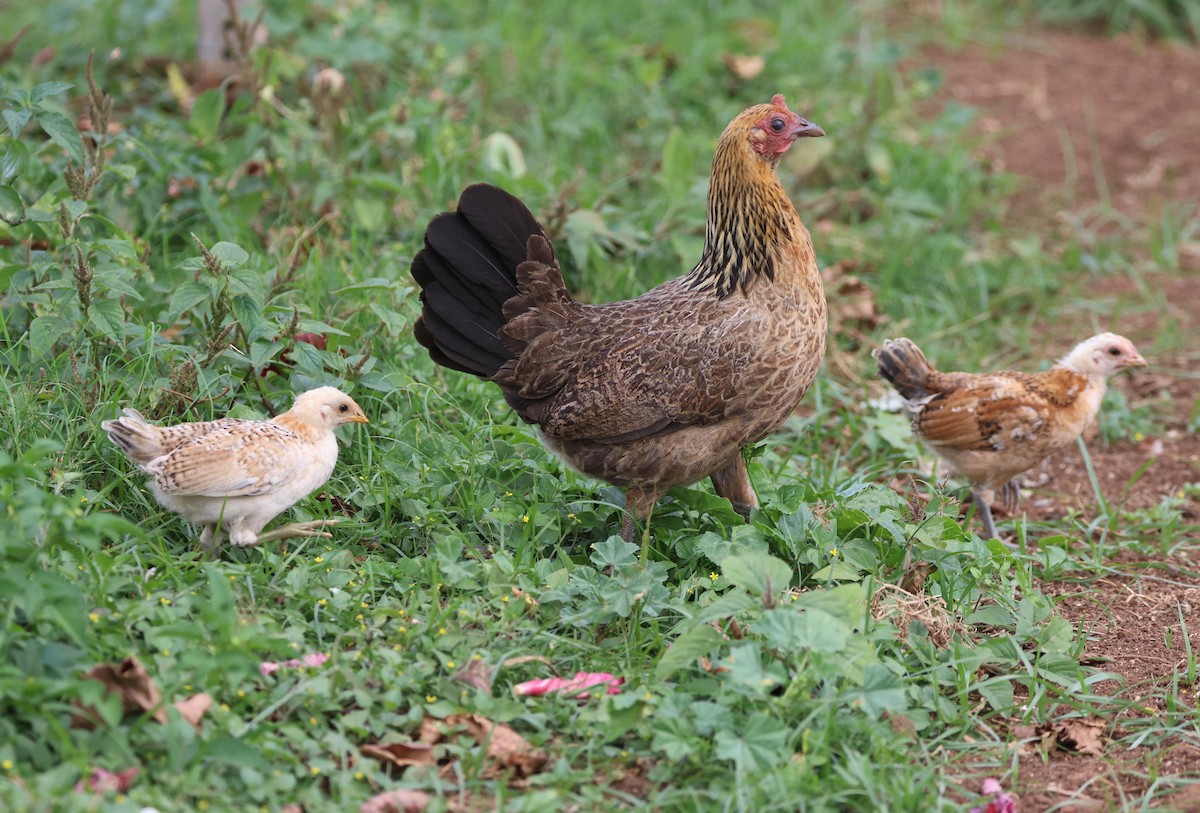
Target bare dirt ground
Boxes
[921,27,1200,811]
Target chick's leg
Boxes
[972,489,999,540]
[233,519,340,548]
[710,454,758,521]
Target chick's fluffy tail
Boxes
[102,409,165,467]
[411,184,556,379]
[873,338,937,400]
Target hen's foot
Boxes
[243,519,340,547]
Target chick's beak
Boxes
[349,413,370,424]
[791,118,825,139]
[1124,354,1148,369]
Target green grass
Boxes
[1,1,1196,811]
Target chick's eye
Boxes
[1108,347,1121,356]
[339,403,349,412]
[770,118,785,133]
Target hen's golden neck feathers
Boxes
[684,100,819,298]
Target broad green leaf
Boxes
[713,713,791,772]
[722,642,783,693]
[35,110,84,163]
[30,81,74,103]
[0,185,25,225]
[87,299,126,342]
[752,606,851,654]
[190,87,224,143]
[2,106,32,137]
[840,664,907,716]
[793,583,868,623]
[655,623,722,682]
[1,137,29,184]
[977,677,1014,713]
[167,281,214,322]
[721,551,793,597]
[230,292,263,331]
[28,314,73,357]
[589,536,638,570]
[210,241,249,267]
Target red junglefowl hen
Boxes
[411,95,827,543]
[873,333,1147,540]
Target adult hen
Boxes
[873,333,1146,539]
[412,95,827,542]
[103,387,369,550]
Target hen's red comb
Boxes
[770,94,791,113]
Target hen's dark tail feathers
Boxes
[411,184,552,378]
[872,338,935,400]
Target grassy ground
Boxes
[0,1,1195,811]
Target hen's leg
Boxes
[620,487,657,550]
[199,524,223,554]
[1000,480,1021,513]
[711,455,758,521]
[972,488,999,540]
[233,519,340,548]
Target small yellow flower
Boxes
[310,765,321,774]
[159,597,171,606]
[184,684,192,691]
[289,642,299,649]
[314,556,324,564]
[438,627,447,635]
[501,595,509,603]
[220,703,230,712]
[829,547,838,557]
[237,689,246,698]
[318,599,328,607]
[425,695,437,703]
[88,612,100,623]
[348,580,357,587]
[161,648,170,656]
[1134,431,1145,442]
[309,717,318,726]
[354,771,364,780]
[447,661,456,669]
[505,491,513,497]
[472,653,483,661]
[80,496,88,503]
[567,512,576,519]
[709,572,719,582]
[198,801,209,811]
[355,613,364,621]
[397,626,407,633]
[522,515,530,523]
[2,759,12,770]
[360,601,369,608]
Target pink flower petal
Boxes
[981,778,1002,795]
[513,671,624,699]
[259,662,281,676]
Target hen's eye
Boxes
[770,118,785,133]
[1108,347,1121,356]
[339,403,349,412]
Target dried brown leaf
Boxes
[359,741,438,774]
[421,714,548,779]
[452,659,493,694]
[1053,718,1106,755]
[722,53,765,80]
[73,657,166,728]
[359,789,432,813]
[173,692,212,729]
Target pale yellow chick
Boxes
[103,387,369,550]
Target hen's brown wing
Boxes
[493,240,772,444]
[914,368,1091,452]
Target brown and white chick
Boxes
[873,333,1147,540]
[103,387,369,550]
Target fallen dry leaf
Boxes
[360,789,432,813]
[73,657,167,728]
[1052,717,1106,756]
[359,741,437,774]
[452,658,493,694]
[722,53,766,80]
[822,259,884,338]
[422,714,548,779]
[173,693,212,729]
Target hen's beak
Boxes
[349,414,370,424]
[1123,354,1148,369]
[792,118,825,139]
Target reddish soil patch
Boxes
[920,25,1200,809]
[926,30,1200,223]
